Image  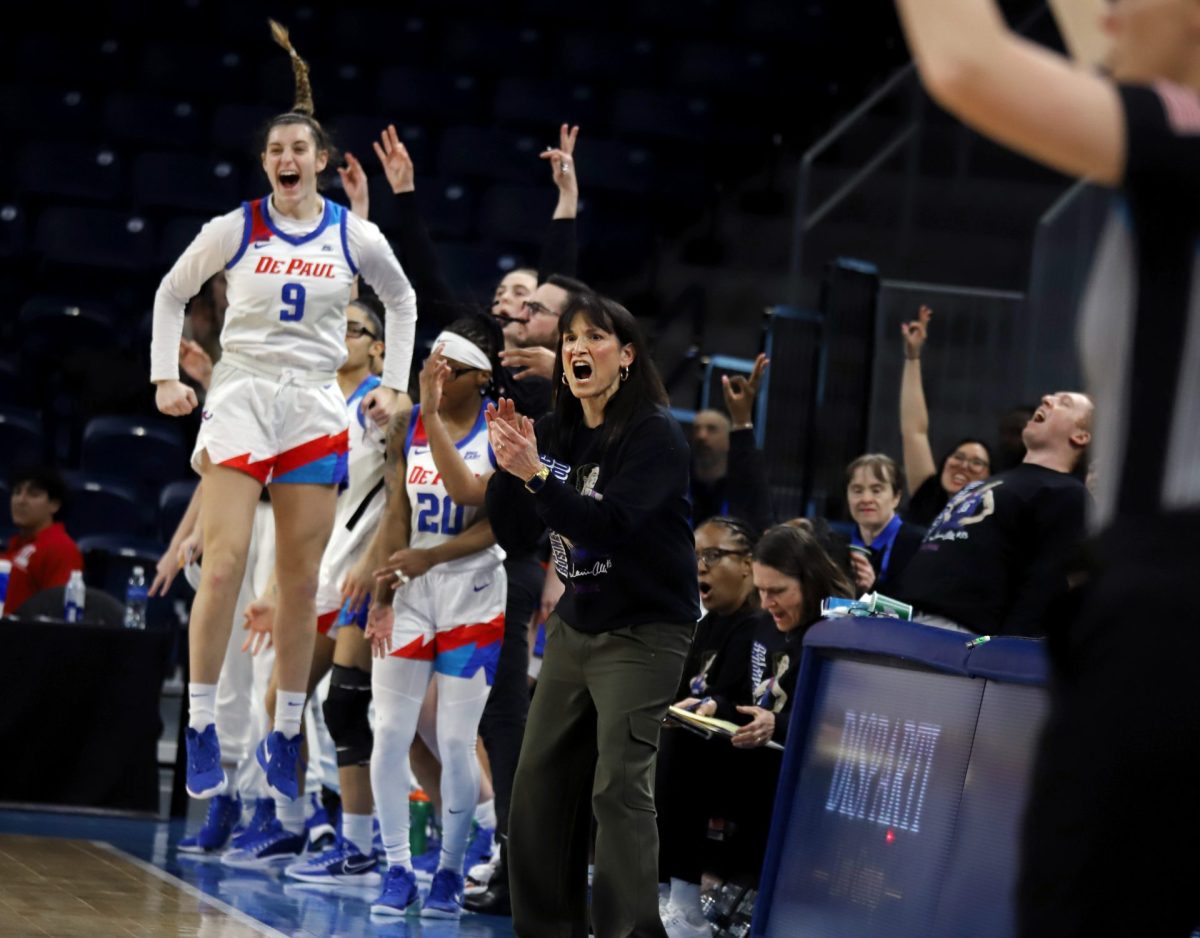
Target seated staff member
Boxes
[660,524,855,935]
[485,291,698,938]
[656,516,761,938]
[843,453,926,595]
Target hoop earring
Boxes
[562,372,569,385]
[620,366,630,382]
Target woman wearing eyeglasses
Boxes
[656,516,762,937]
[485,291,698,938]
[899,305,994,526]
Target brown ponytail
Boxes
[268,19,314,116]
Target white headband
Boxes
[433,331,492,373]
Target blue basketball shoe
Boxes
[229,797,275,850]
[463,822,495,873]
[412,835,441,882]
[285,836,381,887]
[259,731,302,802]
[221,816,306,869]
[178,794,241,855]
[370,865,420,917]
[421,868,465,919]
[184,724,227,799]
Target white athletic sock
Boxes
[670,878,704,919]
[275,690,307,739]
[344,813,373,855]
[434,671,490,875]
[474,798,497,830]
[277,795,305,835]
[188,683,218,732]
[372,654,433,869]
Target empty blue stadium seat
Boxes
[0,409,45,475]
[156,216,209,269]
[103,93,204,151]
[554,31,662,85]
[377,68,488,126]
[33,207,154,273]
[438,244,531,300]
[577,138,659,196]
[62,475,151,539]
[437,126,542,185]
[19,143,122,204]
[19,299,117,368]
[413,178,479,241]
[8,86,101,142]
[668,40,776,95]
[479,184,554,247]
[0,204,25,261]
[138,40,249,102]
[439,21,548,78]
[133,153,241,216]
[15,33,130,91]
[211,104,277,157]
[81,417,189,492]
[492,78,603,132]
[612,89,714,143]
[328,117,432,176]
[157,479,197,544]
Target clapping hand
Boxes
[485,398,540,480]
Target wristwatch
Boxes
[524,464,551,494]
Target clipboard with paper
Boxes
[666,705,785,752]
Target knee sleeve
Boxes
[322,665,373,767]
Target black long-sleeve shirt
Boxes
[714,612,801,745]
[690,428,774,533]
[895,463,1088,636]
[676,600,760,710]
[486,405,700,633]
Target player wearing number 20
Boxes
[148,21,417,806]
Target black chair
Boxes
[62,475,152,539]
[138,39,249,102]
[78,534,179,629]
[18,142,122,204]
[479,184,554,247]
[33,207,155,273]
[17,585,126,628]
[492,77,604,132]
[377,67,488,126]
[81,416,189,493]
[103,92,204,151]
[437,126,542,185]
[0,408,45,475]
[157,478,198,543]
[413,178,479,241]
[133,152,241,216]
[211,103,276,157]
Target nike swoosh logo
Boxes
[447,808,467,815]
[201,411,213,421]
[473,584,487,592]
[253,240,270,248]
[411,447,429,454]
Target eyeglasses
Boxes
[696,547,749,568]
[346,322,377,340]
[522,300,560,319]
[948,451,990,471]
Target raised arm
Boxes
[899,305,937,497]
[418,348,491,507]
[894,0,1125,184]
[537,123,580,280]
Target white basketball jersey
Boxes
[335,374,387,537]
[222,197,358,374]
[403,402,503,572]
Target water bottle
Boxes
[64,570,86,623]
[409,789,431,857]
[0,559,11,617]
[123,565,148,630]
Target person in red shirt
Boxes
[3,466,82,614]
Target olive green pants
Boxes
[509,613,693,938]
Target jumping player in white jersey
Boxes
[150,21,416,807]
[362,317,508,920]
